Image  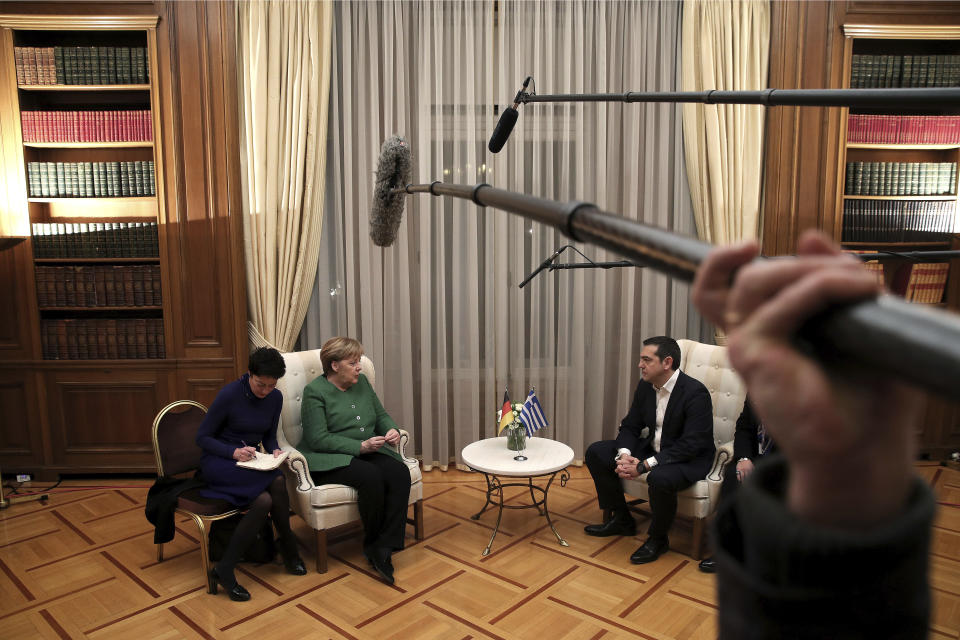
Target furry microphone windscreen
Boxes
[370,135,412,247]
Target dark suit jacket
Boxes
[614,370,715,483]
[732,398,777,461]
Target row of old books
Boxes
[841,200,955,243]
[850,54,960,88]
[14,45,148,86]
[848,255,950,304]
[41,318,165,360]
[35,265,161,308]
[27,161,156,198]
[31,222,158,259]
[897,263,952,303]
[847,115,960,145]
[844,161,957,196]
[21,110,152,143]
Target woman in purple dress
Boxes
[196,347,305,601]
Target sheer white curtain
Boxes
[304,0,707,469]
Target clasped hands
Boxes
[616,454,645,479]
[360,428,401,454]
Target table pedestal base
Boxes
[470,468,570,556]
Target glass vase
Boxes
[506,424,526,451]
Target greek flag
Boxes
[518,389,548,437]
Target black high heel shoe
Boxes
[363,547,395,585]
[209,567,251,601]
[280,539,307,575]
[283,555,307,576]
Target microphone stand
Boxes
[519,245,643,287]
[397,180,960,400]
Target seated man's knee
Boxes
[585,441,611,466]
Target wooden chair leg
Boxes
[315,528,328,573]
[691,516,705,560]
[414,500,424,540]
[157,542,164,562]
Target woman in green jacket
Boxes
[298,337,411,585]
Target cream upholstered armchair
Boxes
[619,338,746,560]
[275,349,424,573]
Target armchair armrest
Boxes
[394,428,417,464]
[707,440,734,482]
[281,447,316,492]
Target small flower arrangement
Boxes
[498,402,527,451]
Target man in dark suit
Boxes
[584,335,715,564]
[697,397,775,573]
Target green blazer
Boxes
[298,373,404,472]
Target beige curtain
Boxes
[681,0,769,245]
[236,0,333,351]
[304,0,708,470]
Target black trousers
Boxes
[585,439,694,541]
[310,453,411,552]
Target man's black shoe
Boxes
[629,537,669,564]
[697,556,717,573]
[584,516,636,537]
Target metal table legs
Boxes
[470,468,571,556]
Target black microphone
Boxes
[370,135,412,247]
[518,245,566,288]
[488,77,532,153]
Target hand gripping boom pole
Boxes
[399,181,960,400]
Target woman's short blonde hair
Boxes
[320,337,364,377]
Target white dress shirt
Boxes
[616,369,680,471]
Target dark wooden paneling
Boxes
[156,0,245,361]
[181,366,232,407]
[45,368,169,469]
[0,370,43,467]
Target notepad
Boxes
[236,450,289,471]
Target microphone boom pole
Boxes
[517,87,960,109]
[398,180,960,400]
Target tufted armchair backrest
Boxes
[275,349,376,449]
[677,339,745,448]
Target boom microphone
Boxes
[370,135,412,247]
[488,76,532,153]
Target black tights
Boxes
[215,475,296,586]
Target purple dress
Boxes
[196,373,283,506]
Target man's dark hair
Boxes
[642,336,681,371]
[248,347,286,379]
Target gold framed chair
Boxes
[151,400,241,593]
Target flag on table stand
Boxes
[497,389,513,434]
[518,389,548,437]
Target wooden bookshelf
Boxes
[0,5,248,476]
[836,25,960,307]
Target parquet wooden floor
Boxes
[1,463,959,639]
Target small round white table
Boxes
[461,436,574,556]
